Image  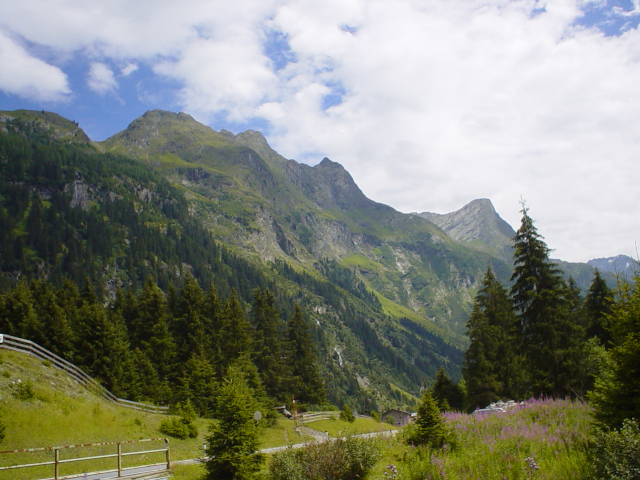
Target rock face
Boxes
[415,199,516,261]
[588,255,639,276]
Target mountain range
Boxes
[0,108,628,409]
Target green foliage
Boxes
[406,389,448,448]
[340,404,356,423]
[160,400,199,439]
[592,419,640,480]
[463,268,525,409]
[13,381,35,401]
[268,435,381,480]
[510,203,587,398]
[205,362,264,480]
[590,275,640,430]
[585,269,614,346]
[0,417,5,444]
[159,416,198,440]
[287,304,326,404]
[431,367,464,412]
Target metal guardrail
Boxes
[0,438,170,480]
[297,411,341,425]
[0,333,168,414]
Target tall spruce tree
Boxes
[585,269,614,346]
[510,203,585,398]
[591,275,640,430]
[287,304,326,405]
[463,268,524,410]
[250,289,288,400]
[205,362,264,480]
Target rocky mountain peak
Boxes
[588,254,639,276]
[0,110,91,145]
[415,198,515,259]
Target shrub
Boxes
[0,419,5,444]
[592,418,640,480]
[268,435,381,480]
[14,381,35,401]
[340,404,355,423]
[159,417,198,440]
[406,389,448,448]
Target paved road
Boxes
[82,429,398,479]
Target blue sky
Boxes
[1,0,639,263]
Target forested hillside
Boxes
[0,111,463,411]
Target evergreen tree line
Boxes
[461,203,616,411]
[0,276,326,415]
[0,123,270,299]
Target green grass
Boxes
[259,418,315,448]
[0,350,317,480]
[305,416,396,438]
[373,398,593,480]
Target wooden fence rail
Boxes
[0,438,170,480]
[0,333,168,414]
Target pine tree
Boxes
[431,367,464,412]
[205,362,264,480]
[463,268,524,409]
[250,289,288,400]
[171,275,206,362]
[407,389,447,448]
[133,278,176,381]
[510,203,584,398]
[591,275,640,429]
[286,304,326,405]
[585,269,614,346]
[219,291,253,370]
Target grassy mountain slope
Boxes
[102,110,513,337]
[0,110,467,411]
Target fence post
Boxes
[55,448,59,480]
[165,438,171,470]
[117,442,122,477]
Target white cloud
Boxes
[87,62,118,95]
[1,0,639,261]
[121,63,138,76]
[0,30,70,101]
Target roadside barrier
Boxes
[0,438,170,480]
[0,333,168,414]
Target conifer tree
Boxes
[0,277,39,339]
[171,275,206,362]
[585,269,613,346]
[205,362,264,480]
[133,278,176,381]
[591,275,640,430]
[219,291,253,371]
[250,289,288,400]
[463,268,524,409]
[510,203,585,398]
[286,304,326,404]
[407,389,447,448]
[431,367,464,412]
[30,279,74,358]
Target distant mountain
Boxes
[588,255,639,277]
[1,108,626,410]
[414,199,516,262]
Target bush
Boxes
[14,381,35,401]
[268,435,381,480]
[592,418,640,480]
[340,404,355,423]
[159,417,198,440]
[406,389,449,448]
[0,419,6,444]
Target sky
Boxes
[1,0,639,264]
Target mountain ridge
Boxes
[0,108,623,409]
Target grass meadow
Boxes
[1,348,594,480]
